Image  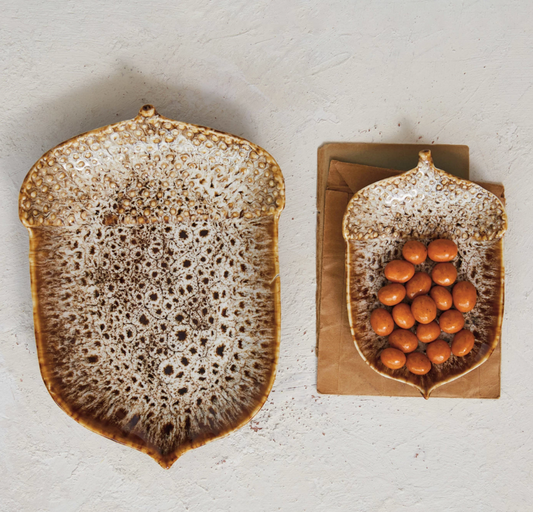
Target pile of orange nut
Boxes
[371,239,477,375]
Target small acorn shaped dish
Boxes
[342,150,507,398]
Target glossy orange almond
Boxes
[452,330,476,357]
[402,241,427,265]
[380,347,407,370]
[428,239,457,262]
[426,339,451,364]
[392,303,416,329]
[406,352,432,375]
[432,262,457,286]
[453,281,477,313]
[370,308,395,336]
[388,329,419,353]
[430,286,453,310]
[406,272,432,300]
[378,283,406,306]
[416,321,441,343]
[411,295,437,324]
[439,309,465,334]
[384,260,415,283]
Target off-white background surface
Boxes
[1,1,532,511]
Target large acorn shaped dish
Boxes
[19,105,284,467]
[342,150,507,398]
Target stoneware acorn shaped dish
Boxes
[19,105,284,467]
[342,150,507,398]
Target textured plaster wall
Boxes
[1,1,533,511]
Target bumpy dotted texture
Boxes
[19,105,284,227]
[342,152,507,398]
[19,107,284,467]
[343,155,506,243]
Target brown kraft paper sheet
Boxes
[317,151,504,398]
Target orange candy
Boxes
[411,295,437,324]
[380,347,406,369]
[452,330,475,357]
[388,329,419,353]
[416,321,441,343]
[426,339,451,364]
[432,262,457,286]
[453,281,477,313]
[378,283,406,306]
[371,239,479,376]
[439,309,465,334]
[428,239,458,262]
[406,272,432,300]
[370,308,395,336]
[406,352,432,375]
[392,303,416,329]
[384,260,415,283]
[430,286,453,310]
[402,241,427,265]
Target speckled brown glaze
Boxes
[342,150,507,398]
[19,105,284,467]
